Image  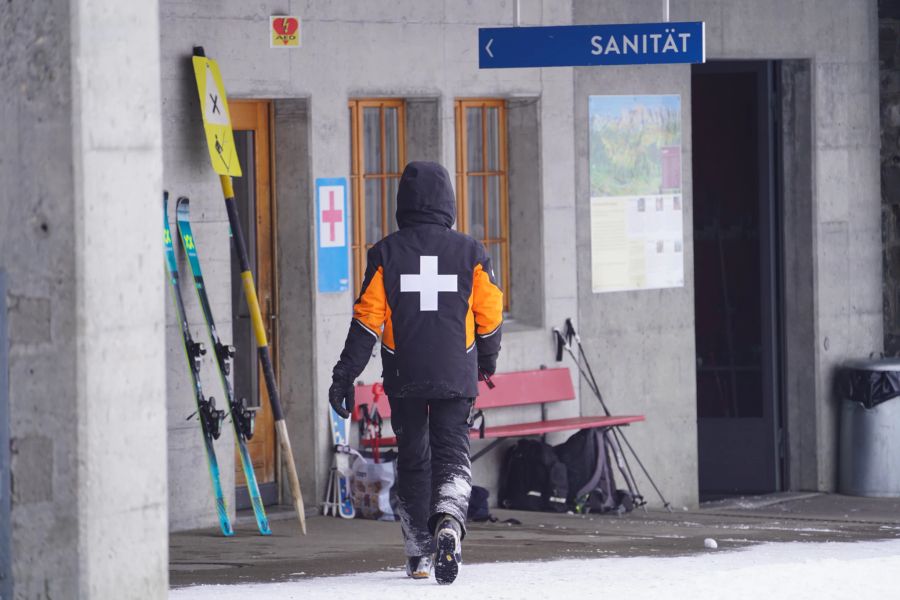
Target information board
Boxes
[589,95,684,293]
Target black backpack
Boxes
[499,439,568,512]
[467,485,492,522]
[554,428,624,514]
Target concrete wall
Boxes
[1,272,9,597]
[274,99,317,506]
[780,59,819,490]
[1,0,168,597]
[573,0,881,502]
[879,0,900,355]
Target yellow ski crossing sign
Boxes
[191,56,242,177]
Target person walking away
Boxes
[328,161,503,585]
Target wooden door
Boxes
[229,100,278,506]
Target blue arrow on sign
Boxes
[479,22,705,69]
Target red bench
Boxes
[353,367,644,461]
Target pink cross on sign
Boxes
[322,190,343,242]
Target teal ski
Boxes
[175,196,272,536]
[164,192,233,537]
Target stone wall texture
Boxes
[881,0,900,355]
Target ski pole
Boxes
[564,331,645,502]
[556,330,645,503]
[559,321,673,511]
[615,426,671,511]
[554,328,643,496]
[570,336,670,510]
[221,174,307,534]
[610,428,644,504]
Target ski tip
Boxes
[193,46,206,57]
[176,196,191,213]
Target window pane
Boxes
[386,176,400,234]
[468,175,485,240]
[466,107,483,172]
[363,107,381,174]
[487,176,502,240]
[487,243,503,292]
[486,107,500,171]
[385,107,399,173]
[365,178,382,243]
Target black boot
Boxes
[433,515,462,585]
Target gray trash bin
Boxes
[838,358,900,497]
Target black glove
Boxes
[329,379,355,419]
[478,353,497,378]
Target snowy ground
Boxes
[171,538,900,599]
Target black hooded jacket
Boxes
[332,161,504,399]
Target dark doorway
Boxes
[692,61,782,499]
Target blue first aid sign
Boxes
[479,22,705,69]
[316,178,349,293]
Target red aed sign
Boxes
[271,16,300,48]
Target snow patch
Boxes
[432,471,471,522]
[171,539,900,600]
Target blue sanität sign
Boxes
[315,178,350,293]
[479,22,705,69]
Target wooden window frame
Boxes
[349,99,407,293]
[454,98,511,311]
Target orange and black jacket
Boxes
[332,161,503,399]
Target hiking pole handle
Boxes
[564,318,579,345]
[553,328,566,363]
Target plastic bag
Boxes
[351,454,398,521]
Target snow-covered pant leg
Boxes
[388,397,434,557]
[427,398,473,539]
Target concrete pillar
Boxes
[1,0,167,597]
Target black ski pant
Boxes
[387,396,473,557]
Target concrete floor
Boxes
[169,493,900,588]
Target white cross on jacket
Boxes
[400,255,458,311]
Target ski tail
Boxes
[205,436,235,537]
[236,439,272,535]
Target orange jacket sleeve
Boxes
[472,251,503,358]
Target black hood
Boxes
[396,161,456,229]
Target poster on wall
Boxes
[589,95,684,293]
[316,178,350,293]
